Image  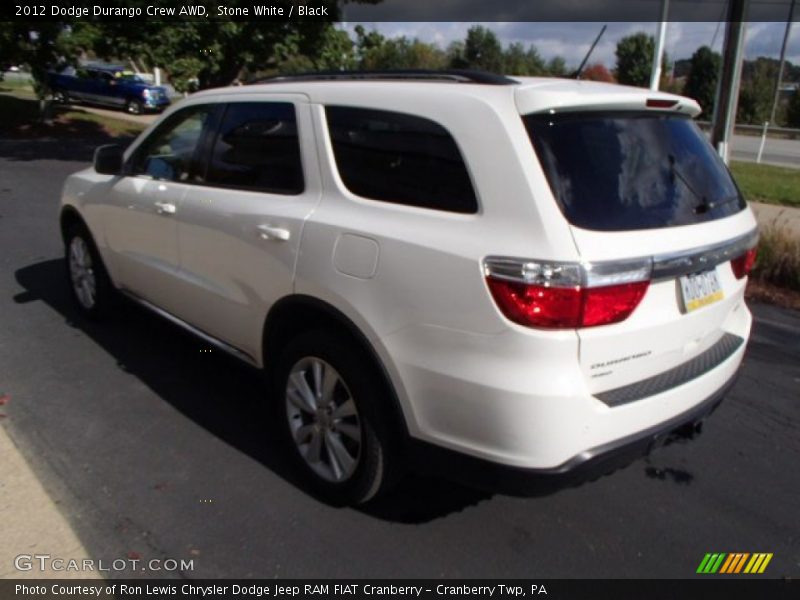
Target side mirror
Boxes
[93,144,124,175]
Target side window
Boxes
[325,106,478,214]
[205,102,304,195]
[129,105,214,182]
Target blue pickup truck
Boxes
[49,64,171,115]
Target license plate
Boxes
[680,269,723,312]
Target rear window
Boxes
[523,112,745,231]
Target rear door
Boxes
[523,111,758,395]
[173,95,319,361]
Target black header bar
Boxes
[3,0,800,23]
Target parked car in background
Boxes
[49,64,171,115]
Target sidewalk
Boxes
[0,423,99,579]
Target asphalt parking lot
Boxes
[0,136,798,579]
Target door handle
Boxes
[154,201,176,215]
[257,224,291,241]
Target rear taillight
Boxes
[484,257,652,329]
[581,281,650,327]
[486,279,583,329]
[731,247,757,279]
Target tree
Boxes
[546,56,568,77]
[683,46,721,117]
[615,32,669,88]
[71,1,378,90]
[451,26,504,73]
[502,42,545,76]
[0,22,69,117]
[737,58,780,125]
[580,63,615,82]
[354,27,445,71]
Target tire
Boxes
[52,89,69,104]
[64,222,115,319]
[125,99,143,115]
[273,330,400,505]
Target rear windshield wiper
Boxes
[666,154,738,214]
[667,154,709,213]
[694,195,741,213]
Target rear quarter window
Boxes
[524,112,746,231]
[325,106,478,214]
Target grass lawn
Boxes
[0,90,146,138]
[59,107,146,137]
[729,161,800,208]
[0,76,35,94]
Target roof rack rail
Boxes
[250,69,518,86]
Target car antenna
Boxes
[571,25,607,79]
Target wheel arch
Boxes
[59,205,88,243]
[262,294,410,440]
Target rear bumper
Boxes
[406,372,737,494]
[384,301,751,471]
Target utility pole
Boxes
[768,0,796,125]
[650,0,669,90]
[710,0,749,164]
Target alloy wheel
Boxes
[68,236,96,309]
[285,357,362,483]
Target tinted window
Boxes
[524,112,745,231]
[325,106,478,214]
[206,102,303,195]
[130,105,214,182]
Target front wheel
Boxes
[125,98,143,115]
[64,223,115,319]
[274,330,400,505]
[52,89,69,104]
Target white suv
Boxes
[60,71,758,503]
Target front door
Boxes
[103,103,217,314]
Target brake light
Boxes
[484,257,652,329]
[731,247,757,279]
[646,98,678,109]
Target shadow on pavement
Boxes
[14,258,507,523]
[0,136,135,163]
[0,94,138,162]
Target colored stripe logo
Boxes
[696,553,773,574]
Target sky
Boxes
[340,22,800,69]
